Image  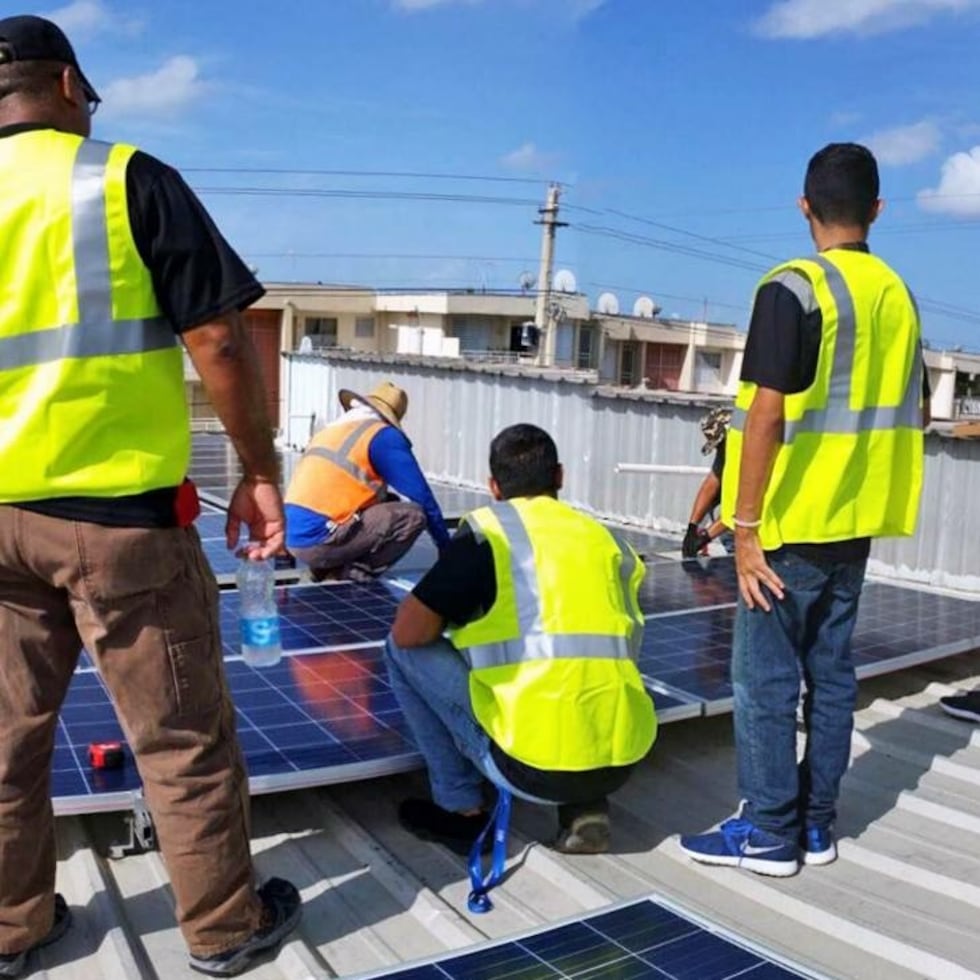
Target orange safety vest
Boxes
[285,418,387,524]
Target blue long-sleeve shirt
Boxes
[285,425,450,550]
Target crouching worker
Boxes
[285,381,450,581]
[385,424,656,854]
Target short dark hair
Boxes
[0,59,62,104]
[804,143,880,226]
[489,424,560,499]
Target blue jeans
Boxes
[733,548,866,842]
[384,635,555,812]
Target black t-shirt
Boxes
[739,242,926,564]
[413,515,638,803]
[3,124,264,527]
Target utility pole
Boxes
[534,183,567,366]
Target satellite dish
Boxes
[632,295,660,318]
[518,271,536,293]
[553,269,577,294]
[298,335,313,354]
[596,291,620,316]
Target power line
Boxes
[245,251,541,263]
[194,186,541,207]
[587,281,747,314]
[571,223,770,274]
[183,166,554,185]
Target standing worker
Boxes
[682,407,731,558]
[386,424,656,854]
[0,15,300,977]
[680,144,927,876]
[285,381,451,581]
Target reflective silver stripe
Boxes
[769,268,818,314]
[0,139,174,370]
[305,445,384,491]
[732,257,921,440]
[337,419,379,458]
[465,632,635,670]
[461,502,635,669]
[609,531,644,659]
[494,501,543,637]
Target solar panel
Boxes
[53,646,421,816]
[639,558,737,617]
[218,582,402,655]
[638,583,980,713]
[356,896,816,980]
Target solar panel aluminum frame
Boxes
[344,892,832,980]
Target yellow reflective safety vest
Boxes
[0,130,187,503]
[449,496,657,772]
[285,417,387,524]
[722,248,924,549]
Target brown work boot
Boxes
[553,811,611,854]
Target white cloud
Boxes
[864,120,940,165]
[918,146,980,216]
[100,56,206,118]
[754,0,975,39]
[500,141,557,172]
[42,0,142,39]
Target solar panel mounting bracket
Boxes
[108,792,157,859]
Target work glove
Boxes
[682,523,710,558]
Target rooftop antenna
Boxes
[596,291,620,316]
[553,269,577,294]
[519,271,536,294]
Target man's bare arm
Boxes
[391,595,446,648]
[734,387,786,611]
[182,312,278,483]
[183,313,284,556]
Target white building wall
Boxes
[284,353,980,592]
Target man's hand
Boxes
[226,478,286,560]
[734,526,784,612]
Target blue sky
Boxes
[21,0,980,348]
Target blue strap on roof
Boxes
[467,789,511,913]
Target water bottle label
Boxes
[240,616,281,648]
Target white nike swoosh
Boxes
[742,844,787,856]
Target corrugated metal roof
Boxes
[34,647,980,980]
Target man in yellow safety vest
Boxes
[386,424,656,855]
[0,14,299,977]
[680,143,927,877]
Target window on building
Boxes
[576,324,596,370]
[304,317,338,348]
[694,350,723,392]
[620,343,640,386]
[354,316,375,339]
[644,342,685,390]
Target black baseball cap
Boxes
[0,14,100,106]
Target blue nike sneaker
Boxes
[679,816,800,877]
[802,826,837,866]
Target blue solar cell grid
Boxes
[219,582,401,655]
[368,897,812,979]
[54,645,420,811]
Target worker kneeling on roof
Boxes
[385,423,657,855]
[285,381,450,582]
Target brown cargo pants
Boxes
[0,505,262,957]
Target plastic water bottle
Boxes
[237,558,282,667]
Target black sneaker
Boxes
[398,798,491,856]
[188,878,301,977]
[0,894,72,978]
[940,692,980,724]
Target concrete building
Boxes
[182,280,980,428]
